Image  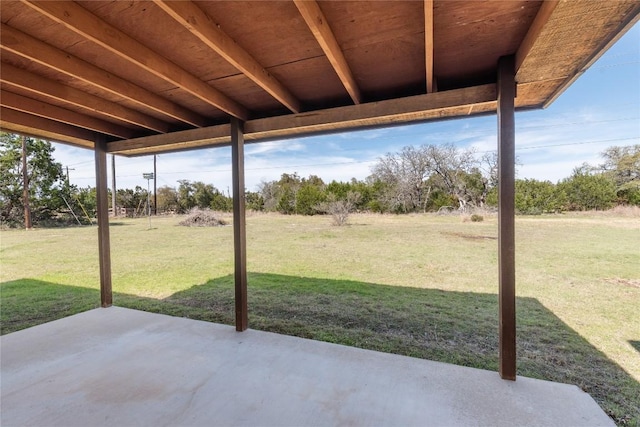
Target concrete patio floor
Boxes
[1,307,613,426]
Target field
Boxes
[1,212,639,424]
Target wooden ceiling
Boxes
[1,0,639,155]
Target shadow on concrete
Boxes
[630,341,640,353]
[2,275,638,424]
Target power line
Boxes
[601,51,638,59]
[513,137,639,152]
[289,115,640,155]
[90,136,636,178]
[592,61,640,70]
[57,112,639,167]
[66,159,93,167]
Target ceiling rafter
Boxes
[0,63,168,133]
[0,107,94,148]
[293,0,362,104]
[21,0,249,120]
[424,0,434,93]
[153,0,301,114]
[1,90,135,139]
[0,0,636,156]
[0,23,205,128]
[515,0,560,74]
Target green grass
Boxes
[1,212,639,424]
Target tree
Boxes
[73,186,97,220]
[514,179,559,214]
[326,179,373,212]
[257,173,304,214]
[600,145,640,205]
[370,143,486,213]
[173,180,232,212]
[423,143,480,211]
[371,146,433,213]
[258,180,279,212]
[0,133,66,227]
[366,177,394,213]
[209,189,232,212]
[245,191,264,211]
[192,181,215,209]
[116,186,148,214]
[557,167,616,211]
[176,180,196,212]
[295,175,326,215]
[156,186,180,213]
[275,173,302,214]
[276,188,296,214]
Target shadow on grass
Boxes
[2,275,638,424]
[0,279,101,334]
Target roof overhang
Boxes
[1,0,639,155]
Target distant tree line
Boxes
[1,130,638,228]
[251,144,638,215]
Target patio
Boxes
[1,3,638,424]
[2,0,639,383]
[1,307,613,426]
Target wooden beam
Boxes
[0,63,169,133]
[107,84,497,154]
[155,0,301,113]
[108,124,231,153]
[23,1,248,120]
[246,84,496,141]
[424,0,434,93]
[94,133,113,308]
[293,0,361,104]
[515,0,559,73]
[0,23,206,127]
[231,117,248,332]
[0,107,94,148]
[1,90,136,139]
[497,55,516,381]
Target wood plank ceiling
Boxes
[1,0,639,155]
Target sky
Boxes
[52,23,639,193]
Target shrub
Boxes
[317,191,361,226]
[470,214,484,222]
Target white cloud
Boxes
[245,139,306,155]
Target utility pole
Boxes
[153,155,157,215]
[21,135,32,230]
[111,155,117,217]
[143,173,154,229]
[65,166,75,184]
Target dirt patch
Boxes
[606,278,640,289]
[441,231,497,241]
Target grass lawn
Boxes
[1,212,639,425]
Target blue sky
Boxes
[54,23,639,193]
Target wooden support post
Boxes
[153,155,157,215]
[497,55,516,380]
[111,154,117,217]
[231,118,248,331]
[94,134,113,307]
[21,135,32,230]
